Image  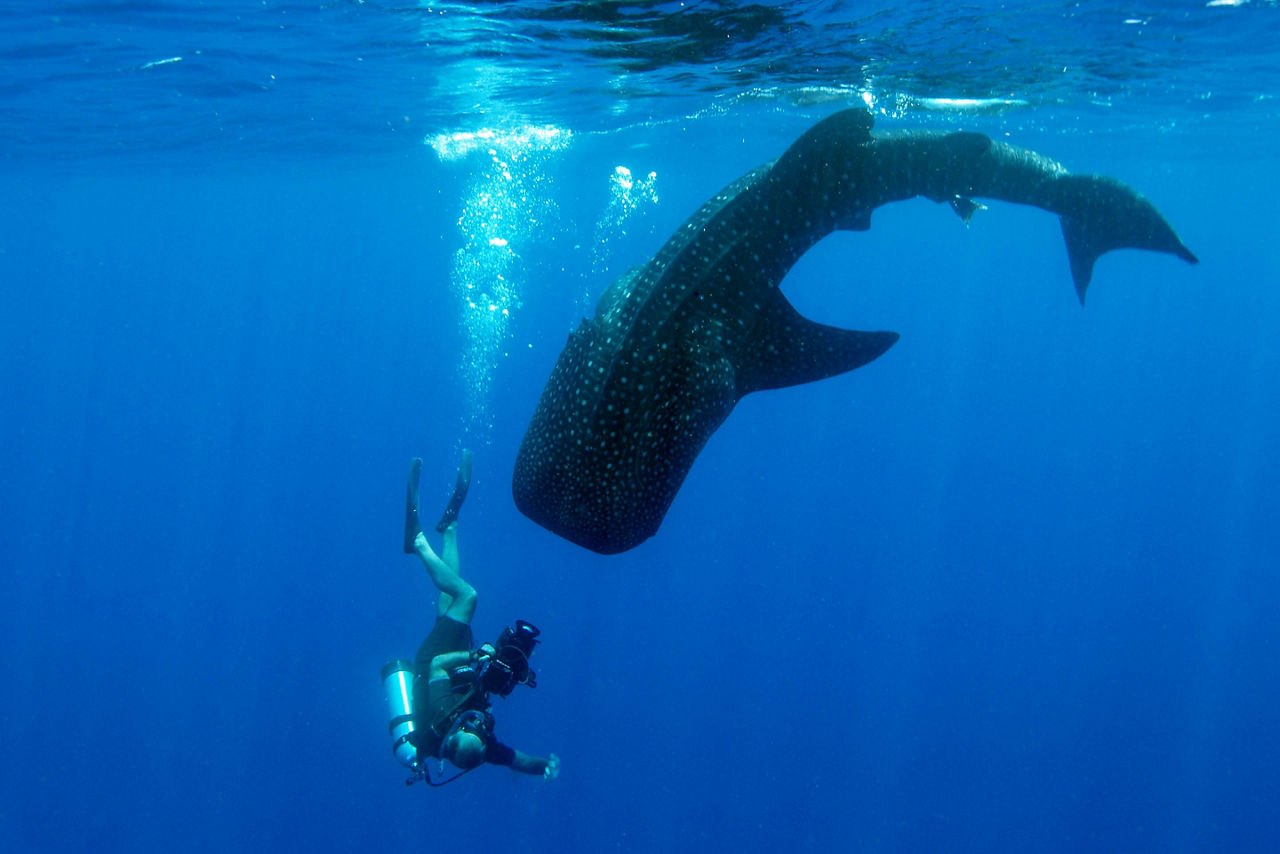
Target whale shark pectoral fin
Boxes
[737,289,899,396]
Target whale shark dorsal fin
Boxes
[946,131,993,157]
[836,107,875,139]
[799,107,875,144]
[736,288,899,396]
[778,108,874,171]
[594,265,644,322]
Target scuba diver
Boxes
[381,451,560,786]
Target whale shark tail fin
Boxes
[1058,174,1198,305]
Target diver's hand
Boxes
[543,753,560,781]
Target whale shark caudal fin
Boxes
[1057,174,1199,305]
[512,108,1200,555]
[736,289,899,396]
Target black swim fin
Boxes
[435,449,473,532]
[404,457,423,554]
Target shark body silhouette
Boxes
[514,109,1197,554]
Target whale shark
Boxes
[513,108,1198,554]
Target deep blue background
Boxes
[2,110,1277,852]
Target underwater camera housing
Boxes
[477,620,540,697]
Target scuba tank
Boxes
[381,658,482,788]
[380,659,420,770]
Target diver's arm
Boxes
[428,650,472,682]
[510,750,560,779]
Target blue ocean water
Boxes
[3,2,1279,851]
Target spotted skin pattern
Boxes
[514,109,1196,554]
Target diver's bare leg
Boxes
[415,530,475,622]
[442,521,460,574]
[405,455,475,622]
